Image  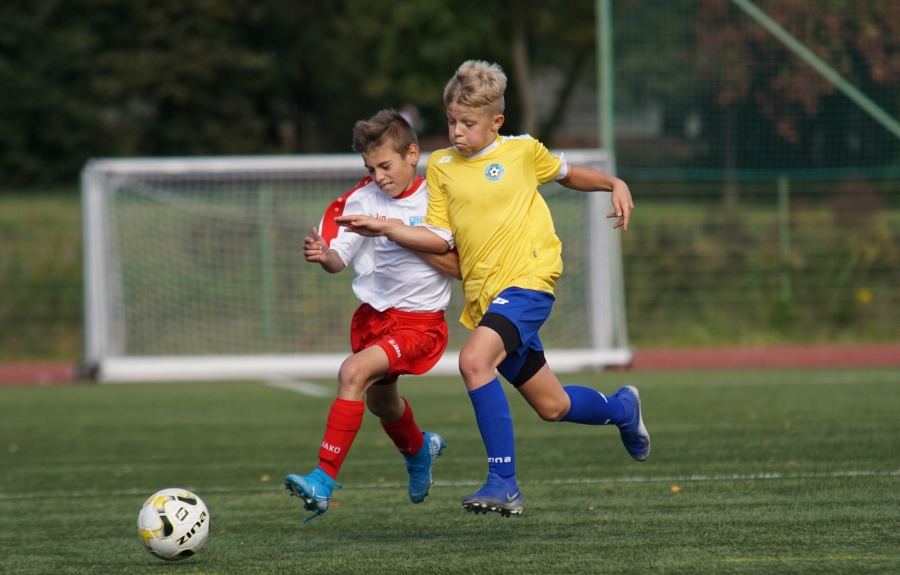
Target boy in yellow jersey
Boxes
[336,61,648,517]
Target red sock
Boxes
[317,399,365,479]
[380,398,424,457]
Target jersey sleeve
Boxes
[424,157,455,247]
[319,191,367,267]
[532,137,564,185]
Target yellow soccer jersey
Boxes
[425,134,565,329]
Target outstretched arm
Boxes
[408,248,462,280]
[558,166,634,231]
[304,227,345,273]
[335,215,451,254]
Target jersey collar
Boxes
[392,176,425,200]
[455,136,501,160]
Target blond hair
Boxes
[443,60,507,115]
[351,109,418,155]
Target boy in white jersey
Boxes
[337,61,649,517]
[284,110,460,525]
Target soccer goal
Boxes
[81,150,631,383]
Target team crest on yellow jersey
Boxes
[485,163,504,181]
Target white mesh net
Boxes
[82,151,629,382]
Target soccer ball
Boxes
[137,488,210,561]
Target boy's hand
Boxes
[334,214,392,237]
[303,227,330,263]
[607,179,634,231]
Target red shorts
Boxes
[350,304,449,385]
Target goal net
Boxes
[81,150,630,382]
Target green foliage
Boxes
[0,1,281,188]
[2,370,900,573]
[0,0,513,189]
[613,0,900,169]
[697,0,900,141]
[3,0,900,188]
[623,181,900,347]
[0,195,82,360]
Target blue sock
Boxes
[468,378,516,478]
[561,386,629,426]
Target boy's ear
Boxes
[405,144,420,164]
[492,114,505,132]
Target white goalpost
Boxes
[81,150,631,383]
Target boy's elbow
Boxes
[435,256,461,279]
[441,237,455,254]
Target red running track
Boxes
[0,363,77,385]
[630,344,900,371]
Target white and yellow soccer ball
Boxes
[137,488,210,561]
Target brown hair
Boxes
[351,110,418,155]
[443,60,507,115]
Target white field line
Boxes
[265,380,333,397]
[2,470,898,501]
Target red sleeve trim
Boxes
[320,177,371,246]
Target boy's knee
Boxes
[538,404,568,422]
[533,396,570,422]
[458,348,490,380]
[338,359,368,395]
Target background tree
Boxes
[2,0,899,190]
[697,0,900,171]
[0,0,281,188]
[0,0,510,189]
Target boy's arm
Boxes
[408,248,461,280]
[557,166,634,231]
[335,215,451,254]
[304,227,346,273]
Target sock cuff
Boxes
[328,398,365,430]
[467,377,503,401]
[563,384,606,397]
[380,397,412,431]
[561,385,624,425]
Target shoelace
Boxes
[298,484,342,527]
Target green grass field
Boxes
[2,368,899,574]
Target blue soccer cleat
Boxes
[461,472,523,517]
[615,385,651,461]
[405,432,446,503]
[284,467,341,525]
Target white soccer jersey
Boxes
[318,176,453,312]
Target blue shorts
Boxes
[479,287,554,385]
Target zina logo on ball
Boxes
[137,488,210,561]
